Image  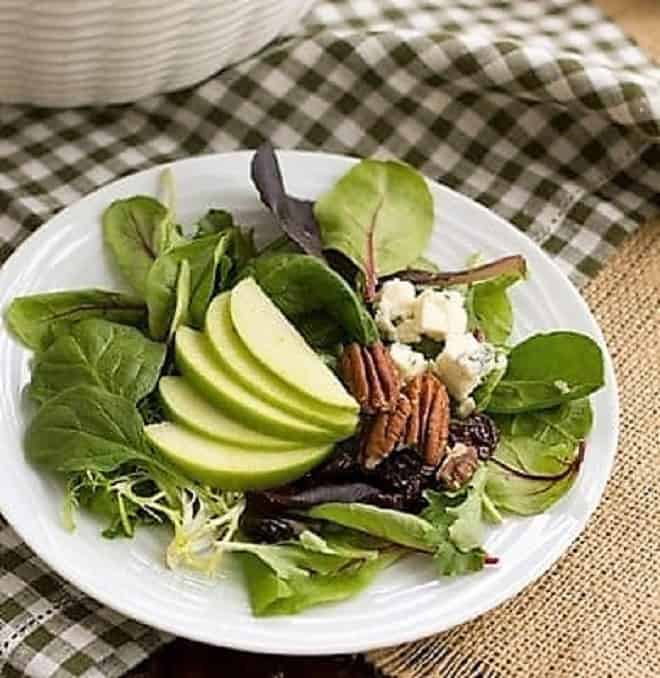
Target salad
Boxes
[6,144,605,617]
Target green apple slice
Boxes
[205,293,357,433]
[175,327,346,443]
[230,278,358,412]
[160,377,302,450]
[145,422,334,490]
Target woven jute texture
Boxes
[368,221,660,678]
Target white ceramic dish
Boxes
[0,151,618,654]
[0,0,315,107]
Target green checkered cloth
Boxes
[1,0,659,675]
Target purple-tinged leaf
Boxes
[251,142,323,257]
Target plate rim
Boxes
[0,149,619,654]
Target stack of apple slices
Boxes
[145,278,360,490]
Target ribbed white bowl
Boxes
[0,0,315,107]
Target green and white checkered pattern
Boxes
[1,1,658,675]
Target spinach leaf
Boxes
[251,142,323,257]
[307,502,434,551]
[467,271,525,344]
[25,385,153,473]
[315,159,434,301]
[146,233,230,339]
[194,209,234,237]
[6,290,147,352]
[294,311,344,350]
[28,319,166,406]
[486,332,605,413]
[103,196,182,297]
[244,252,379,344]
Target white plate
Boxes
[0,151,618,654]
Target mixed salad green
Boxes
[6,144,605,616]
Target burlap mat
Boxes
[368,221,660,678]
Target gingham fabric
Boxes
[1,1,658,676]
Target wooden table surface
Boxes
[130,2,658,676]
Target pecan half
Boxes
[436,443,479,490]
[361,394,412,469]
[403,373,450,466]
[341,342,400,414]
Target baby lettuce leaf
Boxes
[238,546,401,616]
[6,290,147,352]
[315,159,433,300]
[25,385,153,473]
[251,142,323,257]
[486,452,581,516]
[410,255,440,273]
[421,466,489,575]
[467,270,525,344]
[486,332,605,413]
[103,196,183,297]
[244,253,379,344]
[495,398,593,452]
[308,479,493,577]
[307,502,434,551]
[167,260,192,342]
[492,436,578,477]
[395,255,527,287]
[485,399,591,515]
[28,319,166,406]
[146,233,231,339]
[472,348,508,411]
[188,236,234,328]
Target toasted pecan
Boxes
[403,373,450,466]
[341,342,400,414]
[361,393,412,469]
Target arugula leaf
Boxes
[28,319,166,406]
[251,142,323,257]
[6,290,147,351]
[146,233,231,339]
[25,385,153,473]
[467,271,525,344]
[103,196,183,297]
[243,252,379,344]
[487,332,605,413]
[315,159,434,301]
